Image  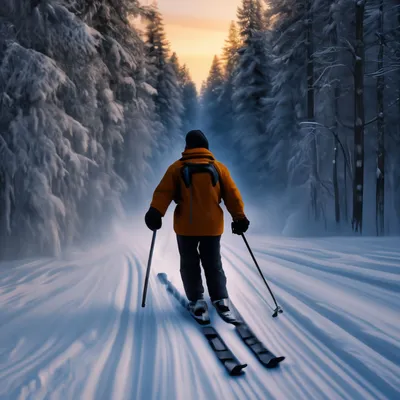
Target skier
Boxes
[144,130,250,324]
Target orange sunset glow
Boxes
[150,0,242,90]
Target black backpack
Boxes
[174,162,222,223]
[181,162,219,188]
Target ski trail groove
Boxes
[1,235,399,399]
[223,239,399,399]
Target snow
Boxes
[141,82,158,96]
[1,229,399,400]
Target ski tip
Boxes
[157,273,168,283]
[230,363,248,376]
[266,356,285,368]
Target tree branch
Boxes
[336,116,353,130]
[299,121,353,181]
[340,37,357,59]
[313,63,354,87]
[365,97,400,126]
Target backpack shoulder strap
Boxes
[181,162,219,188]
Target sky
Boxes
[149,0,242,91]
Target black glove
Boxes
[231,217,250,235]
[145,207,162,231]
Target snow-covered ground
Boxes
[1,229,399,400]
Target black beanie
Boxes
[185,130,209,150]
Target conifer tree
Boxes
[232,0,270,180]
[145,6,183,155]
[219,21,242,141]
[222,21,242,78]
[179,65,198,133]
[0,0,157,257]
[201,56,225,143]
[237,0,264,39]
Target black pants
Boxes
[177,235,228,302]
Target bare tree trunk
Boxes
[307,0,319,220]
[352,0,366,233]
[333,86,341,224]
[344,155,348,221]
[332,11,341,225]
[397,5,400,224]
[376,0,385,236]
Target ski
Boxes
[157,273,247,376]
[220,302,285,369]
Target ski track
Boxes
[1,233,399,400]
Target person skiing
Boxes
[144,130,250,324]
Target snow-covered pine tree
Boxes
[218,21,242,146]
[237,0,264,38]
[264,1,307,188]
[201,56,225,144]
[161,59,184,137]
[169,53,184,123]
[223,22,242,79]
[309,0,354,226]
[74,0,157,206]
[311,0,342,224]
[0,0,158,258]
[265,0,328,219]
[168,53,198,134]
[0,0,103,257]
[145,6,183,159]
[178,64,198,134]
[230,0,271,187]
[232,31,272,178]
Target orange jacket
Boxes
[150,148,246,236]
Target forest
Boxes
[0,0,399,259]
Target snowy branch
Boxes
[299,121,353,181]
[364,97,400,126]
[313,64,353,88]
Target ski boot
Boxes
[212,298,238,324]
[188,299,210,325]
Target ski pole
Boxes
[142,230,157,308]
[241,233,283,318]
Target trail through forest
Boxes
[1,228,399,400]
